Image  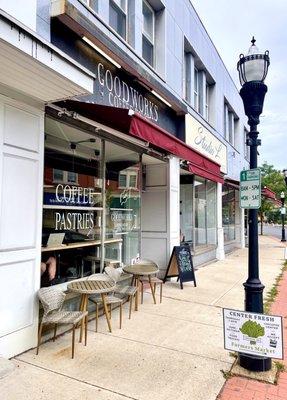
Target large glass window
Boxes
[42,119,142,288]
[109,0,127,40]
[180,175,217,248]
[142,0,155,67]
[105,146,141,266]
[222,184,236,242]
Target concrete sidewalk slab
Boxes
[1,236,285,400]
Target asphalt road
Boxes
[259,224,285,240]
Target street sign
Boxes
[223,308,283,359]
[280,207,286,215]
[240,168,261,209]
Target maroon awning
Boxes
[55,101,224,184]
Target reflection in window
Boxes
[106,158,141,266]
[222,184,236,241]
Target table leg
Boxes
[148,276,157,304]
[80,294,88,343]
[101,293,112,333]
[135,276,139,311]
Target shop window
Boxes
[106,153,141,266]
[142,0,155,67]
[180,175,217,248]
[109,0,127,40]
[222,184,236,242]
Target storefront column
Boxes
[168,156,180,255]
[216,182,225,260]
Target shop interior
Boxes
[42,116,163,288]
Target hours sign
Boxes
[240,168,261,209]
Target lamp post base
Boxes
[239,353,272,372]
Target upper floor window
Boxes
[82,0,98,13]
[142,0,155,67]
[53,169,78,185]
[109,0,127,40]
[224,102,238,147]
[194,68,199,112]
[183,52,191,103]
[205,84,210,121]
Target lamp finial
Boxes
[251,36,256,46]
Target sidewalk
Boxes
[218,240,287,400]
[1,236,286,400]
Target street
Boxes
[259,224,284,240]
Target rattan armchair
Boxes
[37,287,88,359]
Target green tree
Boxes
[259,162,285,233]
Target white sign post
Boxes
[240,168,261,209]
[223,308,283,359]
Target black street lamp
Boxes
[280,192,286,242]
[237,37,271,372]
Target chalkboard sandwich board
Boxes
[163,245,196,289]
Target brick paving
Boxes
[217,263,287,400]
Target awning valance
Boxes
[56,100,224,184]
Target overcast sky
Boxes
[191,0,286,171]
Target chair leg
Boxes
[109,304,112,319]
[36,322,43,355]
[129,295,133,319]
[53,324,57,342]
[72,324,75,359]
[84,315,88,346]
[119,303,122,329]
[160,283,163,303]
[96,303,98,332]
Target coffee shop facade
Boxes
[0,0,249,358]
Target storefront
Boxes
[181,114,226,265]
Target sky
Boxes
[191,0,286,171]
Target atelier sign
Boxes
[240,168,261,209]
[185,114,227,173]
[223,308,283,359]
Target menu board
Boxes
[163,245,196,289]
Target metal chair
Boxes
[37,287,88,359]
[87,273,123,332]
[104,266,138,319]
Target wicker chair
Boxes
[87,273,123,332]
[37,287,88,359]
[104,266,138,319]
[137,259,163,304]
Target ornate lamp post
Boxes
[280,192,286,242]
[237,38,271,371]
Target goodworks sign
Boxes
[96,62,159,122]
[185,114,227,173]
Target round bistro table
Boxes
[123,263,159,308]
[67,279,116,340]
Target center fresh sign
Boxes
[240,168,261,209]
[223,308,283,359]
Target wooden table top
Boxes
[67,279,116,294]
[123,264,158,276]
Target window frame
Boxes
[142,0,155,67]
[205,83,209,121]
[53,169,79,185]
[109,0,128,41]
[118,170,138,189]
[80,0,98,13]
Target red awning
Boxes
[55,101,224,184]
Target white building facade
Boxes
[0,0,249,358]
